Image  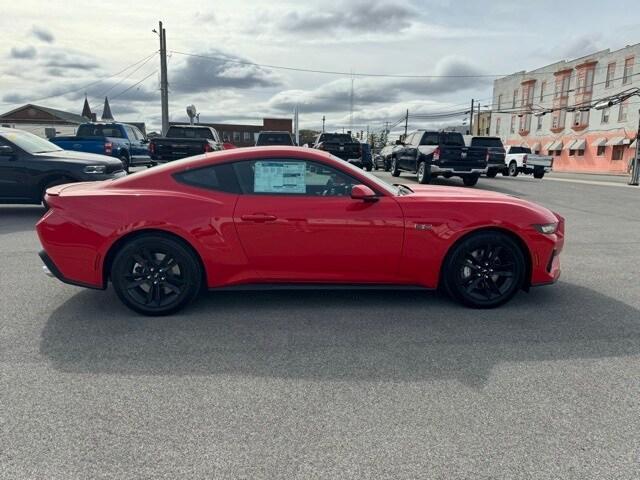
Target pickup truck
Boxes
[51,122,152,172]
[463,136,506,178]
[504,145,553,179]
[149,125,223,163]
[391,130,487,186]
[255,131,294,146]
[313,133,362,167]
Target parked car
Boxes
[504,145,553,179]
[378,145,399,171]
[313,133,362,167]
[51,122,152,171]
[360,142,373,171]
[255,131,295,146]
[0,128,125,205]
[149,125,222,163]
[37,146,564,316]
[391,130,487,186]
[372,152,386,170]
[463,136,506,178]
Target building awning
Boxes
[571,139,586,150]
[530,142,541,151]
[606,136,626,146]
[630,138,636,148]
[544,141,555,150]
[548,140,563,151]
[591,137,607,148]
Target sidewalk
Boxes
[548,171,630,184]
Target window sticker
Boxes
[254,161,306,194]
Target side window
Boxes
[132,127,145,140]
[124,126,136,140]
[173,163,240,193]
[233,159,358,197]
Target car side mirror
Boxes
[351,184,378,202]
[0,145,15,158]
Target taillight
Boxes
[433,147,440,161]
[523,154,528,164]
[485,151,490,162]
[104,142,112,155]
[204,143,213,153]
[148,142,155,154]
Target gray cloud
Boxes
[170,50,281,93]
[268,57,488,113]
[43,50,99,70]
[10,46,37,59]
[281,0,415,33]
[31,25,55,43]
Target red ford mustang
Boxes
[37,146,564,315]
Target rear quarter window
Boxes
[173,163,240,193]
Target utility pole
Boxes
[469,98,474,135]
[630,108,640,185]
[477,101,481,136]
[322,115,325,133]
[404,109,409,140]
[159,21,169,136]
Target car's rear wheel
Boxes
[111,234,202,315]
[533,169,545,179]
[443,231,526,308]
[416,161,431,184]
[365,165,372,172]
[508,161,519,177]
[391,157,400,177]
[486,169,498,178]
[462,174,479,187]
[120,152,130,173]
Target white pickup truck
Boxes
[504,145,553,179]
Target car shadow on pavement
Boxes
[0,206,45,235]
[40,282,640,387]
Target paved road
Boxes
[1,173,639,479]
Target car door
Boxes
[124,126,147,163]
[0,137,29,201]
[232,157,405,283]
[399,133,416,170]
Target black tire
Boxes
[508,161,519,177]
[442,231,526,308]
[486,169,498,178]
[365,165,373,172]
[391,157,400,177]
[416,161,431,184]
[501,168,510,176]
[462,174,479,187]
[111,234,203,316]
[384,161,390,172]
[533,169,545,179]
[119,152,130,173]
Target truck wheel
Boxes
[384,160,390,172]
[365,165,372,172]
[416,161,431,184]
[462,174,479,187]
[508,161,519,177]
[119,153,130,173]
[391,157,401,177]
[486,169,498,178]
[533,169,545,179]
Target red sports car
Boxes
[37,146,564,315]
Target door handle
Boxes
[240,213,277,223]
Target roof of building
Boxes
[0,104,88,124]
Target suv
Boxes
[391,130,487,186]
[255,131,295,146]
[463,136,506,178]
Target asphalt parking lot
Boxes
[1,173,639,479]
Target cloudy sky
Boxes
[1,0,639,133]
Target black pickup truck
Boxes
[463,136,506,178]
[313,133,363,167]
[149,125,223,162]
[390,130,487,186]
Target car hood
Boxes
[35,149,122,165]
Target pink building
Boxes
[491,44,639,174]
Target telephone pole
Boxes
[404,109,409,139]
[158,21,169,136]
[630,108,640,185]
[469,98,474,135]
[477,101,481,135]
[322,115,325,133]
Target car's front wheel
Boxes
[391,157,401,177]
[442,231,526,308]
[111,234,203,315]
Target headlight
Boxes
[533,223,558,234]
[83,165,107,174]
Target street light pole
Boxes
[158,21,169,136]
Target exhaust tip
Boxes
[42,265,54,278]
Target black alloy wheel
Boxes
[111,234,202,315]
[391,157,401,177]
[443,232,526,308]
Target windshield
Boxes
[1,130,62,154]
[472,137,504,148]
[256,133,293,145]
[320,133,353,143]
[166,127,214,139]
[77,124,124,138]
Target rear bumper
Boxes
[430,165,486,175]
[38,250,104,290]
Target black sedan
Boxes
[0,128,126,205]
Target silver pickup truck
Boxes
[504,145,553,179]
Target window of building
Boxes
[512,89,518,108]
[539,81,546,102]
[497,94,502,110]
[554,149,561,156]
[222,131,230,142]
[597,145,606,156]
[569,148,576,156]
[496,118,501,135]
[233,131,241,142]
[243,131,251,142]
[601,107,610,124]
[584,68,595,93]
[510,115,516,133]
[618,99,629,122]
[612,145,625,160]
[605,62,616,88]
[623,57,634,85]
[537,115,543,130]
